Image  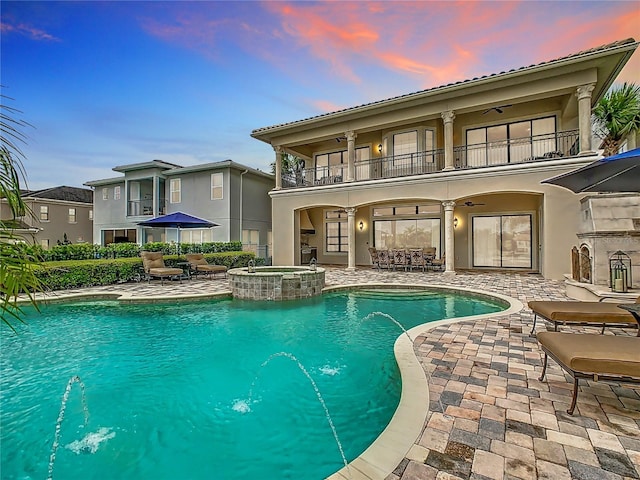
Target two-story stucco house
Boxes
[85,160,274,255]
[0,186,94,248]
[251,38,638,281]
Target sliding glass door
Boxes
[472,214,532,268]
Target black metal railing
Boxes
[455,129,579,169]
[280,129,580,188]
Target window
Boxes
[393,131,418,156]
[39,205,49,221]
[315,151,346,181]
[472,214,532,268]
[211,173,223,200]
[170,178,181,204]
[68,208,76,223]
[102,188,108,200]
[372,204,441,254]
[89,210,93,220]
[466,116,557,166]
[40,239,49,249]
[242,229,260,254]
[180,228,212,244]
[114,186,121,200]
[325,210,347,253]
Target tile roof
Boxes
[22,186,94,203]
[251,38,637,135]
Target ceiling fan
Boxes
[462,201,486,207]
[482,104,512,115]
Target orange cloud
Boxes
[1,21,60,41]
[310,99,346,113]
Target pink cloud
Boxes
[310,99,346,113]
[1,21,60,42]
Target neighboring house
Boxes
[251,38,639,281]
[0,186,94,248]
[84,160,274,256]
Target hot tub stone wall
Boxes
[228,268,325,300]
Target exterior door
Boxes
[472,214,532,268]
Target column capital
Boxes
[441,110,456,124]
[345,130,357,142]
[345,207,356,216]
[442,200,456,211]
[576,84,595,101]
[273,145,284,154]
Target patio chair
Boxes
[140,251,184,285]
[368,247,380,270]
[409,249,426,272]
[392,249,408,271]
[537,331,640,414]
[185,253,228,279]
[528,297,640,335]
[422,247,436,269]
[430,254,445,271]
[377,249,393,270]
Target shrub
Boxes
[34,251,255,290]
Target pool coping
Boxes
[323,284,523,480]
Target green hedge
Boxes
[28,241,245,262]
[34,251,255,291]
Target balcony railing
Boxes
[280,129,579,189]
[455,129,579,169]
[127,199,167,217]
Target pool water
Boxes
[1,290,504,479]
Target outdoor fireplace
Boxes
[576,194,639,288]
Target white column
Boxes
[273,146,283,189]
[346,207,356,271]
[576,84,595,155]
[346,130,356,182]
[442,201,456,274]
[441,111,456,170]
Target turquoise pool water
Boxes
[1,290,505,479]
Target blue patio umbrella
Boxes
[541,148,640,193]
[138,211,220,254]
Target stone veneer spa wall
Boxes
[228,267,325,301]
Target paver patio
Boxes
[31,267,640,479]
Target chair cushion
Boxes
[195,265,227,272]
[537,331,640,378]
[528,301,636,324]
[141,252,166,269]
[186,254,208,266]
[148,267,183,276]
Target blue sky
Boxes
[2,1,639,190]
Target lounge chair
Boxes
[528,297,640,335]
[537,331,640,414]
[185,254,228,279]
[140,252,184,285]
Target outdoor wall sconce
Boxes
[359,221,364,231]
[377,144,383,154]
[454,217,459,229]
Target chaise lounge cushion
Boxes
[185,254,227,274]
[528,300,637,325]
[537,331,640,378]
[140,252,183,277]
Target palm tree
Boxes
[592,82,640,156]
[1,93,41,330]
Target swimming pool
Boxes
[1,289,506,479]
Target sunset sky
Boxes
[2,1,639,189]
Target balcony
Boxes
[281,129,579,189]
[127,199,167,217]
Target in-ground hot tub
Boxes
[228,266,325,301]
